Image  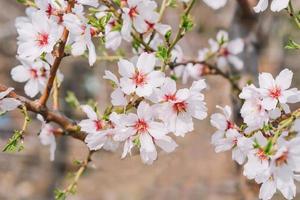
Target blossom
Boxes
[85,112,121,152]
[202,0,228,10]
[15,11,62,61]
[115,101,177,164]
[0,88,21,113]
[258,68,299,110]
[121,0,157,40]
[104,19,122,50]
[210,105,234,144]
[212,30,244,70]
[253,0,289,13]
[78,105,105,134]
[34,0,67,22]
[119,52,165,97]
[11,58,50,97]
[155,78,207,136]
[37,114,56,161]
[103,70,128,106]
[239,84,269,132]
[63,5,97,65]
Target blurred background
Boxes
[0,0,300,199]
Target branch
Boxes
[235,0,256,18]
[169,61,242,93]
[38,0,75,107]
[0,84,87,141]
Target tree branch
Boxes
[0,84,87,141]
[38,0,75,107]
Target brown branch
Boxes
[0,84,87,141]
[236,0,256,18]
[38,0,75,107]
[169,61,242,93]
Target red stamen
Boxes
[134,119,148,133]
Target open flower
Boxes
[11,58,50,98]
[63,5,97,66]
[37,114,56,161]
[258,68,299,110]
[85,112,121,152]
[253,0,289,13]
[78,105,105,134]
[114,101,177,164]
[15,11,62,61]
[155,78,207,136]
[0,88,21,113]
[119,52,165,97]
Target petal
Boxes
[155,135,178,153]
[136,52,156,74]
[120,77,136,95]
[137,101,151,120]
[227,55,244,70]
[148,121,168,139]
[140,133,155,152]
[258,179,276,200]
[24,79,39,97]
[261,97,277,110]
[118,59,135,78]
[270,0,289,12]
[275,68,293,90]
[0,98,21,112]
[227,38,244,55]
[259,72,275,90]
[253,0,268,13]
[80,105,98,120]
[11,65,30,82]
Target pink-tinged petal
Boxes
[155,23,171,35]
[0,98,21,112]
[121,139,134,158]
[85,133,106,151]
[147,71,165,87]
[136,52,156,74]
[258,72,275,90]
[24,79,39,97]
[78,119,98,134]
[253,0,268,13]
[133,16,147,33]
[140,147,157,165]
[160,78,177,98]
[11,65,30,82]
[258,179,276,200]
[174,113,193,137]
[71,40,86,56]
[176,89,190,101]
[261,97,277,110]
[140,133,155,152]
[80,105,98,120]
[135,84,153,97]
[120,77,136,95]
[227,55,244,70]
[111,88,127,106]
[137,101,151,120]
[215,138,234,153]
[227,38,244,55]
[87,39,96,66]
[155,135,178,153]
[203,0,227,10]
[211,130,225,145]
[210,113,227,130]
[270,0,289,12]
[190,79,206,93]
[275,68,293,90]
[118,59,135,78]
[124,113,139,126]
[103,70,119,85]
[148,121,168,139]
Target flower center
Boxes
[132,72,146,86]
[256,149,268,161]
[219,47,230,57]
[134,119,148,133]
[46,4,54,17]
[145,21,155,31]
[129,6,138,19]
[36,33,49,47]
[94,120,104,131]
[269,87,281,99]
[30,68,38,78]
[164,94,177,102]
[275,151,288,166]
[173,101,187,113]
[226,121,234,130]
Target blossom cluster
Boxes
[79,52,208,164]
[172,30,244,84]
[211,69,300,200]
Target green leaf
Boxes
[156,46,169,62]
[65,91,80,108]
[3,130,24,152]
[285,39,300,50]
[181,14,194,33]
[54,189,67,200]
